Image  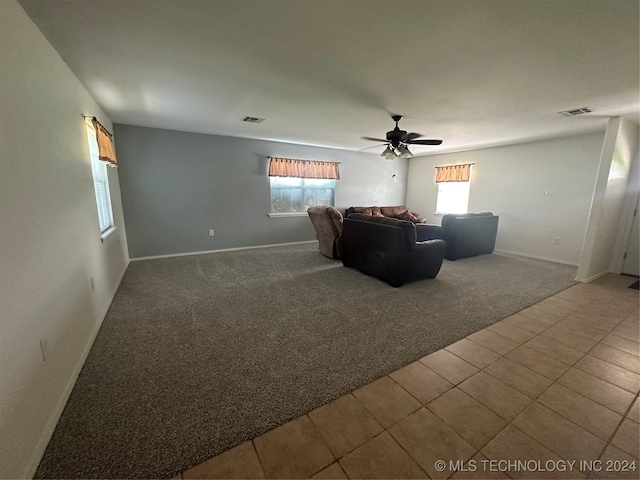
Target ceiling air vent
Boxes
[558,107,593,117]
[242,116,265,123]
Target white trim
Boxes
[130,240,317,261]
[267,212,309,218]
[493,249,579,267]
[576,269,611,284]
[100,226,117,242]
[25,261,130,479]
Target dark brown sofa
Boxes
[341,213,446,287]
[345,205,427,223]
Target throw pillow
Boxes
[397,211,420,223]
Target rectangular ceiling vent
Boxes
[558,107,593,117]
[242,116,265,123]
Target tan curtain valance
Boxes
[435,163,472,183]
[91,117,117,166]
[268,157,340,179]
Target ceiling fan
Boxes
[363,115,442,159]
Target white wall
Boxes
[407,133,605,265]
[577,117,639,281]
[0,1,129,477]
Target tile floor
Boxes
[177,274,639,479]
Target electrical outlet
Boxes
[553,237,560,245]
[209,229,215,236]
[90,277,95,291]
[40,337,48,362]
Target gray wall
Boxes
[114,124,408,258]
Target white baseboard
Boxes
[575,269,611,284]
[130,240,317,261]
[24,261,130,479]
[494,249,579,267]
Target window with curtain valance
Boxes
[91,117,118,166]
[435,163,473,214]
[268,157,339,215]
[268,157,340,180]
[435,163,472,183]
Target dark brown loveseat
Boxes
[341,213,446,287]
[417,212,499,260]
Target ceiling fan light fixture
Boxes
[381,146,397,159]
[397,145,413,158]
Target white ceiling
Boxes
[18,0,640,156]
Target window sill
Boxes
[100,226,117,242]
[268,212,309,218]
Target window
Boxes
[435,163,473,214]
[86,122,114,233]
[435,181,470,214]
[270,177,335,214]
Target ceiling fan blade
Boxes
[406,132,423,141]
[362,136,389,142]
[406,139,443,146]
[358,143,388,152]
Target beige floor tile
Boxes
[540,326,598,352]
[538,384,622,440]
[512,403,606,464]
[627,397,639,423]
[558,368,636,415]
[574,355,640,394]
[352,376,421,429]
[427,388,507,449]
[524,336,583,365]
[458,371,532,420]
[620,315,640,330]
[481,425,572,479]
[610,419,640,459]
[446,338,501,368]
[338,432,428,479]
[519,306,566,325]
[484,357,553,399]
[613,324,640,342]
[486,321,537,344]
[503,313,549,334]
[533,298,581,317]
[558,368,635,415]
[389,361,453,405]
[308,393,384,458]
[253,415,334,479]
[553,287,595,306]
[311,462,348,479]
[388,408,476,479]
[506,345,571,380]
[419,349,479,385]
[553,318,608,341]
[184,442,265,479]
[450,453,509,479]
[467,329,520,355]
[589,343,640,374]
[564,311,619,332]
[591,445,640,479]
[600,334,640,357]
